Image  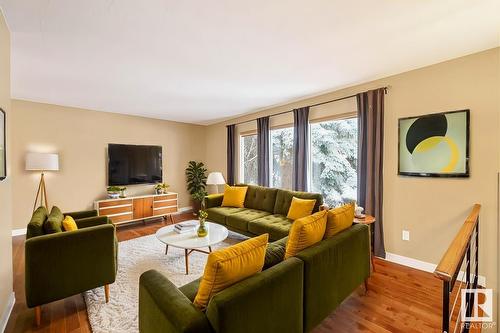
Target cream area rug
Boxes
[84,231,244,333]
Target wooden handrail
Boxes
[434,204,481,282]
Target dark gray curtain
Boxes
[292,107,309,191]
[226,124,236,185]
[257,117,270,186]
[357,88,385,258]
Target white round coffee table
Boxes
[156,221,229,274]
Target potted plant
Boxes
[107,186,122,199]
[154,183,170,194]
[185,161,208,214]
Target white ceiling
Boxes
[1,0,499,125]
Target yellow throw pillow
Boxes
[221,185,248,208]
[287,197,316,220]
[285,210,327,259]
[62,216,78,232]
[193,233,269,310]
[325,203,355,239]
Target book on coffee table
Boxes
[174,221,197,234]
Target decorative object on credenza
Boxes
[185,160,208,214]
[26,152,59,211]
[398,109,470,177]
[107,186,126,199]
[206,172,226,194]
[0,109,5,181]
[197,210,208,237]
[154,183,170,194]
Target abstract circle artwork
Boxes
[398,110,469,177]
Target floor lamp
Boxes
[207,172,226,194]
[26,152,59,211]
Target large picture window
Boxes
[240,134,258,184]
[310,117,358,207]
[271,127,293,189]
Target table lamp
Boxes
[206,172,226,194]
[26,152,59,211]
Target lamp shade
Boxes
[25,153,59,171]
[206,172,226,185]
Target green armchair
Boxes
[25,207,117,325]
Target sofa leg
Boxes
[364,279,369,295]
[35,306,41,326]
[105,284,110,303]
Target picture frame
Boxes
[0,108,5,181]
[398,109,470,178]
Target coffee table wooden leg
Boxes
[185,249,189,275]
[165,245,169,255]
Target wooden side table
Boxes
[353,215,376,273]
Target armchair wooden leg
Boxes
[35,306,41,326]
[364,279,369,295]
[104,284,110,303]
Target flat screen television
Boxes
[108,144,163,185]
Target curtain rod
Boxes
[228,86,388,127]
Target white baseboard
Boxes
[178,206,193,213]
[384,252,486,287]
[385,252,437,272]
[0,292,15,333]
[11,228,26,237]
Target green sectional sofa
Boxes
[297,224,370,331]
[204,184,324,241]
[139,185,370,333]
[140,257,304,333]
[25,207,117,325]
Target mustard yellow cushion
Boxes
[286,197,316,220]
[62,216,78,231]
[285,210,327,259]
[325,203,355,239]
[193,233,269,310]
[221,185,248,208]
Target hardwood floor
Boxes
[6,213,473,333]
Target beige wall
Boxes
[11,100,206,229]
[0,7,13,326]
[205,49,500,295]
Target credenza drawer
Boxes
[153,200,177,208]
[153,206,177,216]
[99,199,133,208]
[99,205,133,216]
[154,194,177,201]
[109,213,133,224]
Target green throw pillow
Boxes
[263,237,288,269]
[27,206,48,239]
[44,206,64,234]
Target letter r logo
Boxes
[461,289,493,322]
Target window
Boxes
[240,134,258,184]
[271,127,294,189]
[310,117,358,207]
